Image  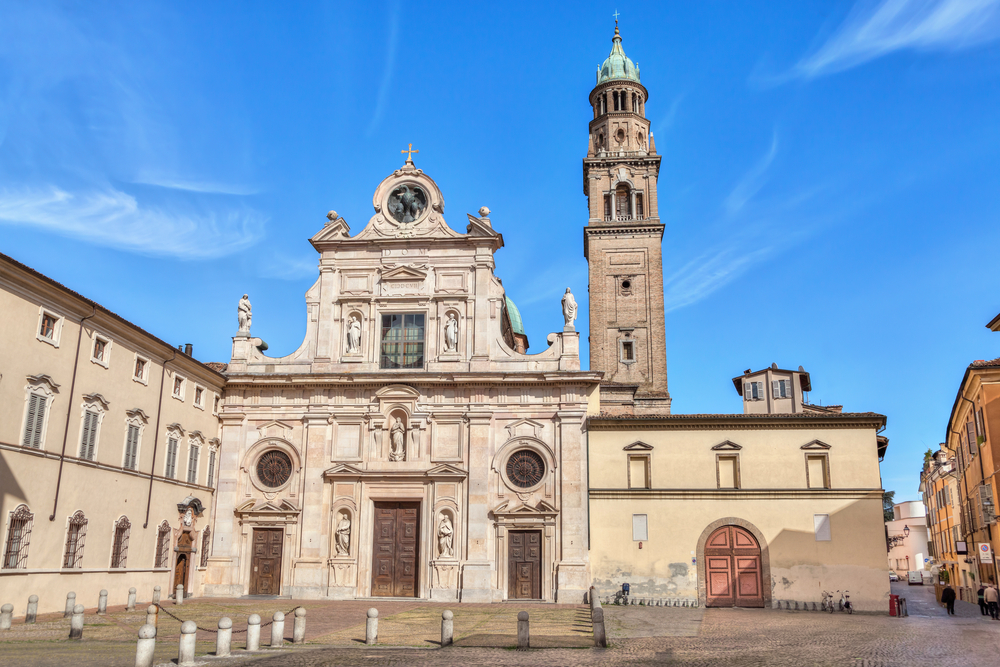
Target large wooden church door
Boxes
[371,502,420,597]
[508,530,542,599]
[249,528,283,595]
[173,532,193,595]
[704,525,764,608]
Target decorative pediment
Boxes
[323,462,467,480]
[125,408,150,423]
[623,441,653,451]
[189,430,205,444]
[493,499,558,517]
[236,498,300,515]
[167,422,185,435]
[322,463,366,478]
[425,464,468,478]
[82,393,110,409]
[257,420,293,439]
[177,496,205,516]
[505,418,544,440]
[711,441,742,451]
[381,265,428,281]
[27,374,60,392]
[310,211,351,243]
[801,440,832,450]
[375,384,421,400]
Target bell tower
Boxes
[584,21,670,414]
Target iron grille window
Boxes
[22,393,46,448]
[154,521,170,568]
[124,424,140,470]
[187,444,199,484]
[201,528,211,567]
[165,437,178,479]
[79,410,99,460]
[207,450,216,489]
[380,314,425,369]
[110,516,130,568]
[3,505,33,569]
[62,511,88,568]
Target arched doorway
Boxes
[173,531,193,596]
[704,525,764,608]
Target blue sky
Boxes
[2,1,1000,501]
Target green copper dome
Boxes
[504,296,525,335]
[597,25,640,85]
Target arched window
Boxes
[615,184,632,220]
[3,505,33,569]
[63,511,88,568]
[154,521,171,568]
[201,528,211,567]
[110,516,130,569]
[613,91,620,111]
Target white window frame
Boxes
[122,409,147,470]
[186,434,203,485]
[745,381,764,401]
[36,307,64,347]
[171,373,187,402]
[632,514,648,541]
[132,353,150,385]
[716,453,741,489]
[90,333,112,369]
[77,394,109,462]
[21,376,58,450]
[207,441,219,488]
[212,393,220,416]
[193,384,206,411]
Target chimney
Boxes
[184,343,193,357]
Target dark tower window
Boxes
[615,185,631,219]
[636,194,644,219]
[604,194,612,219]
[622,341,635,361]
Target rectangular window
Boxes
[814,513,831,541]
[79,410,99,460]
[39,313,57,339]
[806,455,829,489]
[124,425,140,470]
[717,455,739,489]
[110,520,130,569]
[22,394,46,449]
[3,507,33,569]
[165,437,178,479]
[173,376,184,399]
[636,194,644,219]
[967,421,977,454]
[194,387,204,408]
[207,450,217,489]
[92,338,106,362]
[621,340,634,361]
[632,514,648,541]
[213,395,220,415]
[380,314,425,369]
[745,381,764,400]
[772,379,791,399]
[154,526,170,568]
[187,444,199,484]
[628,456,649,489]
[134,358,147,381]
[63,515,87,568]
[976,409,986,442]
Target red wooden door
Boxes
[249,528,283,595]
[704,525,763,608]
[508,530,542,599]
[371,502,420,597]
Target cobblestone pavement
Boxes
[1,598,999,666]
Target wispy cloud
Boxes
[258,252,318,280]
[0,186,266,259]
[663,245,775,313]
[724,132,778,216]
[656,94,685,136]
[795,0,1000,78]
[367,1,401,136]
[132,173,259,196]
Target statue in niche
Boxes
[438,514,454,558]
[182,508,193,527]
[387,184,427,223]
[389,418,406,461]
[238,294,252,333]
[444,313,458,353]
[562,288,578,329]
[346,315,362,354]
[335,513,351,556]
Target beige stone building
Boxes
[0,253,225,614]
[919,449,966,587]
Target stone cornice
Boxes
[589,488,883,501]
[223,371,602,388]
[587,412,886,431]
[589,79,649,101]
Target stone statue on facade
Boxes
[182,508,193,527]
[562,288,577,330]
[238,294,252,333]
[389,419,406,461]
[346,315,362,354]
[335,514,351,556]
[444,313,458,353]
[438,514,454,558]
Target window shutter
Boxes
[187,445,199,484]
[166,438,177,478]
[23,395,39,447]
[31,397,46,448]
[208,450,216,488]
[80,412,95,459]
[756,382,764,399]
[772,381,779,398]
[744,383,751,400]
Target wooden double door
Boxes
[508,530,542,599]
[371,502,420,597]
[705,525,764,607]
[249,528,283,596]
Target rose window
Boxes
[505,450,545,489]
[256,450,292,488]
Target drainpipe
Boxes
[144,349,176,529]
[49,305,98,521]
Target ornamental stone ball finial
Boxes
[562,288,578,330]
[478,206,491,218]
[327,210,338,222]
[238,294,252,333]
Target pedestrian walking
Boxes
[941,584,956,616]
[985,582,1000,620]
[978,586,988,616]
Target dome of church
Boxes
[504,296,525,335]
[597,25,640,85]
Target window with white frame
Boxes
[632,514,648,541]
[133,354,150,384]
[744,381,764,401]
[3,504,33,569]
[212,394,220,415]
[187,439,200,484]
[21,376,58,450]
[36,308,62,347]
[207,444,218,489]
[77,395,108,461]
[123,409,146,470]
[110,516,130,568]
[62,511,88,568]
[172,374,186,401]
[165,434,180,479]
[91,335,111,368]
[154,521,171,568]
[772,378,792,399]
[193,385,205,410]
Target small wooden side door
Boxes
[249,528,283,596]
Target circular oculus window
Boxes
[505,449,545,489]
[256,450,292,488]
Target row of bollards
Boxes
[589,586,607,648]
[0,585,173,630]
[605,596,699,608]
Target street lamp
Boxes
[888,525,909,549]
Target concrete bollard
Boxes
[175,584,184,605]
[246,614,261,651]
[152,586,161,605]
[69,604,85,640]
[365,608,378,645]
[26,595,38,624]
[98,589,108,615]
[441,610,453,647]
[630,596,636,605]
[0,604,13,631]
[178,620,197,666]
[517,611,529,650]
[292,607,306,644]
[146,605,158,628]
[127,587,137,612]
[270,611,284,648]
[592,607,607,648]
[65,591,76,618]
[217,617,232,657]
[135,624,156,667]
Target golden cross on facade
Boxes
[401,143,419,163]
